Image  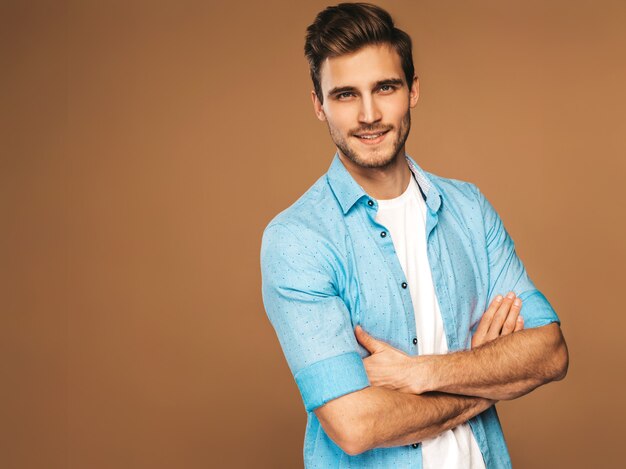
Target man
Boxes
[260,3,568,468]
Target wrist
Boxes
[406,355,440,394]
[423,354,443,393]
[424,351,465,394]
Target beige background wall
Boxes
[1,1,625,468]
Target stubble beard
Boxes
[328,108,411,170]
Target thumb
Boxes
[355,325,384,353]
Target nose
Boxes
[358,94,382,124]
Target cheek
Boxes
[325,106,356,131]
[383,103,409,123]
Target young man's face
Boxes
[312,43,419,169]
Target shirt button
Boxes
[413,337,418,345]
[412,443,419,448]
[401,282,408,289]
[380,231,387,238]
[367,200,374,207]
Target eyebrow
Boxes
[327,78,405,98]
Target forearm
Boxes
[316,385,494,455]
[372,389,494,449]
[419,323,568,400]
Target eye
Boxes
[337,92,355,100]
[379,84,397,93]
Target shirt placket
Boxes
[361,197,425,458]
[361,197,420,355]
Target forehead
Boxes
[319,43,404,94]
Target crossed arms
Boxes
[316,294,568,455]
[261,187,569,457]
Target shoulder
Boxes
[425,170,481,204]
[424,170,506,241]
[420,170,497,234]
[261,173,346,268]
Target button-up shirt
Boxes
[260,152,560,468]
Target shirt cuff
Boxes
[294,352,370,412]
[518,289,561,328]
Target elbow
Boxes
[337,436,367,457]
[548,325,569,382]
[505,327,569,399]
[552,336,569,381]
[315,399,372,456]
[324,415,370,456]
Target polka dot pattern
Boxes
[259,152,560,467]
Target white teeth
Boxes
[358,133,384,139]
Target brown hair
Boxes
[304,2,415,104]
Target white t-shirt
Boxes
[374,173,486,469]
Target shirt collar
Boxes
[326,152,442,215]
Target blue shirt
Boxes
[260,153,560,468]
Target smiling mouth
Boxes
[354,129,391,143]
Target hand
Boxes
[355,325,425,393]
[471,292,524,349]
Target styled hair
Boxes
[304,2,415,104]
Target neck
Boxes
[338,150,411,200]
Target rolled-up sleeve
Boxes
[260,222,369,412]
[475,186,561,329]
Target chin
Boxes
[348,148,400,169]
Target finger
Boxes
[501,297,522,335]
[486,292,516,341]
[514,315,524,332]
[474,294,503,341]
[355,325,384,353]
[472,294,503,348]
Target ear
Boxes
[311,90,326,121]
[409,76,419,108]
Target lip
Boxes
[353,129,390,145]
